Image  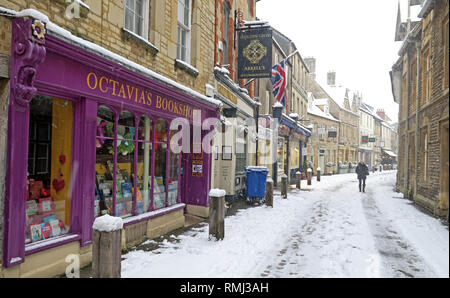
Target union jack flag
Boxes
[271,60,287,107]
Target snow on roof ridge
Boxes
[2,7,222,109]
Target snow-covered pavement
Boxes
[121,171,449,278]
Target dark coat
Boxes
[356,163,369,180]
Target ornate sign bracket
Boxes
[11,17,47,108]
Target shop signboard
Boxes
[328,131,337,138]
[237,26,273,79]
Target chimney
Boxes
[327,71,336,87]
[377,109,386,120]
[304,57,316,80]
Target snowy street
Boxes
[121,171,449,278]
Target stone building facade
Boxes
[305,68,360,171]
[305,95,340,175]
[0,0,221,277]
[391,0,449,218]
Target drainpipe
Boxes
[414,41,421,199]
[404,48,411,197]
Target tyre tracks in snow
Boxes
[361,176,436,278]
[259,176,372,278]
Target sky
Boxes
[256,0,422,122]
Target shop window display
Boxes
[95,106,116,217]
[95,108,178,217]
[136,116,153,214]
[154,119,168,210]
[26,95,73,244]
[116,111,136,218]
[95,107,136,218]
[169,129,181,206]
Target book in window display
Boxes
[30,224,43,243]
[29,180,43,200]
[41,222,52,240]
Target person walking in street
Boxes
[356,161,369,193]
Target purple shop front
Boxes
[3,18,219,267]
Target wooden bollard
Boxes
[296,171,302,190]
[265,178,274,207]
[281,174,288,199]
[307,168,312,186]
[92,214,123,278]
[317,167,321,182]
[209,189,226,240]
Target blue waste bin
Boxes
[245,166,269,198]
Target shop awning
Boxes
[280,119,311,137]
[383,150,397,157]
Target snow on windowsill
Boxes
[122,203,186,225]
[25,234,80,252]
[175,59,199,77]
[0,7,222,109]
[122,27,159,54]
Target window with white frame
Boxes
[177,0,192,63]
[124,0,149,39]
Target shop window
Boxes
[154,119,168,210]
[116,111,136,217]
[26,95,73,245]
[96,106,116,217]
[277,139,284,171]
[95,107,137,218]
[169,128,181,206]
[137,116,153,214]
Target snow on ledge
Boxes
[209,189,226,198]
[175,59,199,76]
[122,27,159,52]
[273,102,284,108]
[93,214,123,232]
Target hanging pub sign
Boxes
[237,26,273,79]
[369,137,376,143]
[362,136,369,143]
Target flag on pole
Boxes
[271,60,287,108]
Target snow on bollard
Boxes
[265,177,274,207]
[209,189,226,240]
[317,167,321,182]
[307,168,313,186]
[281,173,288,199]
[92,214,123,278]
[296,171,302,190]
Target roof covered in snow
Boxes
[307,102,339,123]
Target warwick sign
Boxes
[237,26,273,79]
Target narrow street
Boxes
[121,171,449,278]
